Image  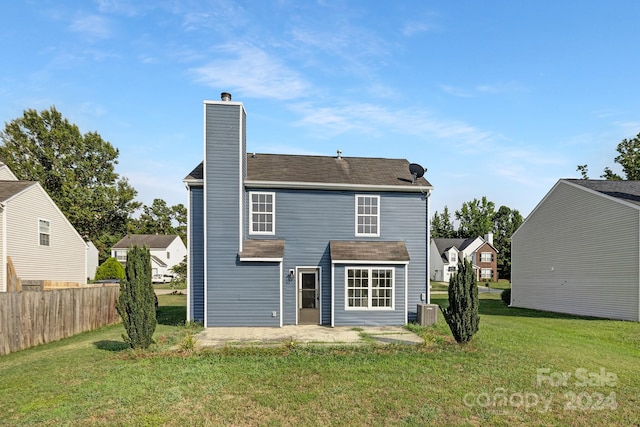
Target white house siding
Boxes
[0,209,5,291]
[512,181,639,321]
[0,165,18,181]
[429,241,445,282]
[6,184,87,284]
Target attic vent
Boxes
[221,92,232,102]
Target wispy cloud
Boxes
[441,81,526,97]
[69,14,112,40]
[189,42,308,100]
[292,101,492,146]
[402,22,433,37]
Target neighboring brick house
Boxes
[430,234,498,282]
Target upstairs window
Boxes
[39,219,50,246]
[355,195,380,236]
[450,252,458,263]
[250,192,275,235]
[480,252,493,262]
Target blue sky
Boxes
[2,1,640,219]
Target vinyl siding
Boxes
[205,103,281,326]
[245,189,427,326]
[333,264,406,325]
[188,186,204,322]
[512,181,639,321]
[6,184,86,284]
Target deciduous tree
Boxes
[0,107,140,259]
[455,196,495,238]
[129,199,187,243]
[493,206,523,280]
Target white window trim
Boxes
[345,266,395,311]
[249,191,275,235]
[481,268,493,279]
[355,194,380,237]
[480,252,493,262]
[38,218,51,247]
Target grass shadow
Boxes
[431,296,602,320]
[94,340,129,352]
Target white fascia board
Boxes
[244,180,432,193]
[183,178,203,187]
[331,259,410,265]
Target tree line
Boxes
[431,197,523,280]
[0,106,185,262]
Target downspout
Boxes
[426,190,431,304]
[0,202,5,292]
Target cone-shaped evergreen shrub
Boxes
[441,258,480,343]
[116,245,156,349]
[94,257,125,281]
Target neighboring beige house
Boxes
[0,164,89,291]
[512,179,640,322]
[430,234,498,282]
[111,234,186,276]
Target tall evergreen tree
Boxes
[116,245,156,349]
[431,206,456,238]
[441,258,479,344]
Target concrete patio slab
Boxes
[195,325,424,348]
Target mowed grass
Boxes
[0,294,638,426]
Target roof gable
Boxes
[0,181,37,202]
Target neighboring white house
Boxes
[0,165,90,291]
[430,234,497,282]
[111,234,186,276]
[512,179,640,322]
[86,240,99,281]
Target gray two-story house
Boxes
[184,93,433,327]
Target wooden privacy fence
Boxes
[0,285,120,356]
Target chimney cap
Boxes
[221,92,232,102]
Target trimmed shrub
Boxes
[116,245,156,349]
[441,258,480,344]
[94,257,125,281]
[501,289,511,305]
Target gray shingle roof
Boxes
[0,181,37,202]
[112,234,180,249]
[185,154,431,189]
[329,241,410,262]
[238,239,285,259]
[566,179,640,207]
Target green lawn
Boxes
[0,294,637,426]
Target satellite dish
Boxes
[409,163,425,183]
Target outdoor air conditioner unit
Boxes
[417,304,438,326]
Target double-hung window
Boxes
[481,268,493,279]
[250,192,275,234]
[39,219,50,246]
[346,267,394,310]
[355,195,380,236]
[480,252,493,262]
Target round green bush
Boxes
[95,257,125,281]
[501,289,511,305]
